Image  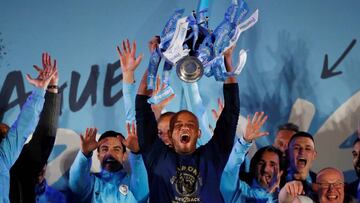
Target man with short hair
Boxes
[273,123,299,154]
[0,60,57,203]
[69,128,148,203]
[135,43,239,202]
[347,138,360,200]
[157,112,175,146]
[283,132,317,196]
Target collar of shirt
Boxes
[99,169,127,181]
[286,169,313,185]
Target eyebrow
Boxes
[293,144,313,148]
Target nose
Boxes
[283,143,288,151]
[298,148,304,155]
[261,163,272,173]
[181,125,190,131]
[356,156,360,165]
[327,183,336,191]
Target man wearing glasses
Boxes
[279,167,357,203]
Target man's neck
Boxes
[289,169,309,181]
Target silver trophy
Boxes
[176,56,204,83]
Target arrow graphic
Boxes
[321,39,357,79]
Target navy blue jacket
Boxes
[136,83,239,203]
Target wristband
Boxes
[47,85,59,89]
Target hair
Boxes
[169,110,199,135]
[158,111,175,123]
[249,145,284,180]
[288,131,315,147]
[97,130,126,153]
[0,123,10,142]
[278,123,299,133]
[316,167,344,182]
[353,138,360,146]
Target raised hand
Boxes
[148,36,160,53]
[211,98,224,122]
[80,128,99,156]
[244,112,269,142]
[122,122,140,153]
[117,39,143,83]
[278,180,304,203]
[267,168,284,193]
[26,53,58,89]
[151,76,175,119]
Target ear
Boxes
[97,151,100,160]
[122,151,128,163]
[197,129,202,138]
[312,183,319,192]
[313,150,317,160]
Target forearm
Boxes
[135,95,158,152]
[129,152,149,202]
[123,82,136,124]
[26,92,61,163]
[69,151,94,201]
[123,70,135,84]
[223,137,251,174]
[0,88,45,168]
[224,55,237,84]
[221,138,251,201]
[212,84,240,152]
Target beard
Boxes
[355,166,360,178]
[101,155,123,172]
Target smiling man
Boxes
[279,167,357,203]
[315,167,345,203]
[282,132,317,196]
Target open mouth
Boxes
[262,172,272,183]
[326,194,339,201]
[297,158,307,168]
[263,175,271,183]
[180,134,190,144]
[104,157,117,164]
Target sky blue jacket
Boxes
[221,137,276,203]
[69,150,148,203]
[0,88,45,203]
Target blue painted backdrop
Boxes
[1,0,359,189]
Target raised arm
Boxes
[135,70,158,153]
[117,39,143,125]
[0,58,57,169]
[123,122,149,203]
[221,112,269,202]
[12,53,61,177]
[69,128,100,202]
[208,46,239,155]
